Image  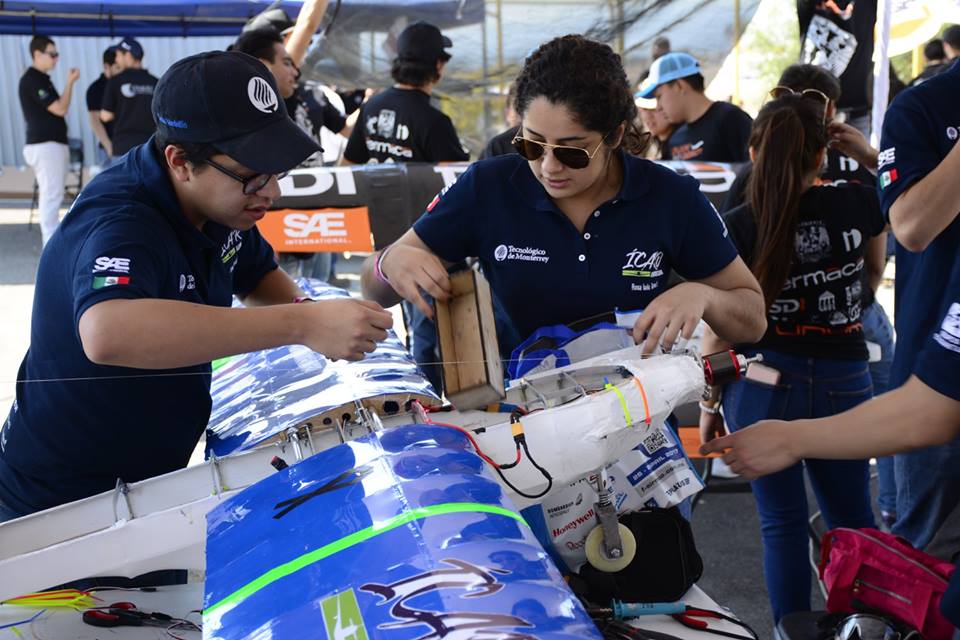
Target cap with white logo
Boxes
[151,51,320,174]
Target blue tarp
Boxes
[0,0,484,36]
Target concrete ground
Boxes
[0,205,895,635]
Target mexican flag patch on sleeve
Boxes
[92,276,130,289]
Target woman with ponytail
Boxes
[700,93,887,623]
[362,34,766,361]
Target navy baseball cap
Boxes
[116,36,144,60]
[636,52,701,98]
[397,21,452,63]
[152,51,321,174]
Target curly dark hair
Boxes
[514,35,648,156]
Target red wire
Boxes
[413,401,521,468]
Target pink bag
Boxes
[819,528,956,640]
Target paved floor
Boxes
[0,207,894,635]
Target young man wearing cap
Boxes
[100,37,159,161]
[342,21,468,164]
[637,52,752,163]
[342,20,468,391]
[18,35,80,245]
[0,51,393,522]
[86,46,121,167]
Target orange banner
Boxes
[257,207,374,252]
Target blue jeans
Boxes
[893,438,960,549]
[861,301,897,515]
[722,350,876,623]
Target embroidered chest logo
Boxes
[179,274,196,293]
[621,249,664,278]
[493,244,549,264]
[221,229,243,266]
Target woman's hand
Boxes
[699,408,727,445]
[380,244,452,317]
[632,282,708,354]
[699,420,800,479]
[827,121,878,170]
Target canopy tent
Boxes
[0,0,484,36]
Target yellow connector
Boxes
[511,421,524,438]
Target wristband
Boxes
[698,401,719,415]
[293,296,314,304]
[374,244,395,285]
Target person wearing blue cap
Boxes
[0,51,394,521]
[100,37,159,162]
[637,52,752,163]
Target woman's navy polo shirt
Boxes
[877,60,960,390]
[0,139,277,515]
[413,152,738,348]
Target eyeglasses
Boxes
[768,85,830,124]
[511,134,608,170]
[203,158,287,196]
[43,50,60,59]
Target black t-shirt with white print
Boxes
[284,84,347,167]
[665,101,753,163]
[724,183,885,360]
[102,68,158,157]
[19,67,67,145]
[343,87,469,163]
[798,0,876,113]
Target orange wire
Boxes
[632,376,652,425]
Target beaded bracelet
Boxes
[698,401,720,415]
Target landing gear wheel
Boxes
[584,523,636,572]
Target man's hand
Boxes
[299,298,393,361]
[699,420,800,479]
[828,121,878,170]
[67,68,80,84]
[379,244,452,318]
[632,282,708,354]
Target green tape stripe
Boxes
[205,502,528,616]
[605,382,633,427]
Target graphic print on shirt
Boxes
[91,256,133,288]
[934,303,960,355]
[802,14,856,79]
[795,221,832,264]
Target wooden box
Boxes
[434,269,505,409]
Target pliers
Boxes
[672,606,758,639]
[82,601,174,628]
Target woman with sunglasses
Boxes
[362,35,765,363]
[699,93,887,623]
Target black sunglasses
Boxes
[511,134,608,169]
[44,50,60,59]
[204,159,287,196]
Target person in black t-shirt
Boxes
[480,82,520,159]
[101,37,158,161]
[342,21,469,165]
[910,39,951,86]
[343,21,469,390]
[18,34,79,245]
[86,46,120,167]
[699,93,885,623]
[636,52,752,163]
[798,0,876,136]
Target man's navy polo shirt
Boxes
[413,152,738,348]
[877,60,959,388]
[0,138,277,515]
